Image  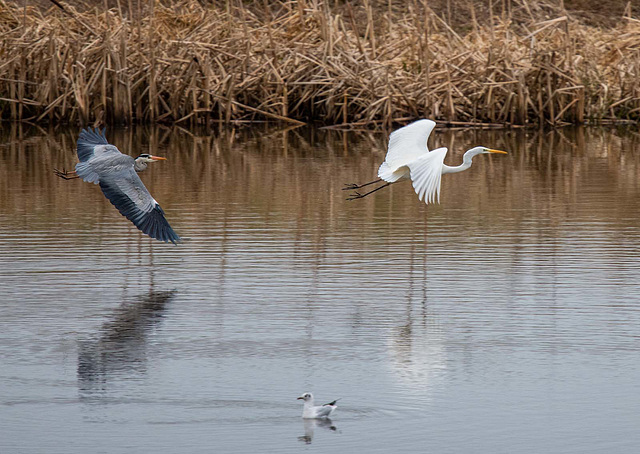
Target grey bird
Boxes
[71,127,181,244]
[54,153,165,179]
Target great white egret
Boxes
[54,153,166,179]
[345,119,507,204]
[297,393,340,419]
[71,127,181,244]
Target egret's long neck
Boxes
[442,148,483,174]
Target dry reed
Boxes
[0,0,639,127]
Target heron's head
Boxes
[135,153,167,163]
[297,393,313,402]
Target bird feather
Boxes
[313,405,335,418]
[77,127,109,162]
[99,175,180,244]
[381,119,436,171]
[407,147,448,204]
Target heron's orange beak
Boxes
[150,155,167,161]
[488,149,508,154]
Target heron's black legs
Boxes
[342,178,383,190]
[346,182,393,200]
[53,168,79,180]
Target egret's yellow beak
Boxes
[488,149,508,154]
[150,155,167,161]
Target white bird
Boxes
[297,393,339,419]
[344,119,507,204]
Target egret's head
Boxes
[135,153,167,163]
[297,393,313,402]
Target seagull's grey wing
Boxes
[314,405,335,418]
[323,399,340,407]
[98,166,181,244]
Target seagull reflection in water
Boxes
[77,290,176,395]
[298,418,338,444]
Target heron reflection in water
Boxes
[55,127,181,244]
[77,290,176,395]
[298,418,338,445]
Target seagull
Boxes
[70,127,181,244]
[297,392,340,419]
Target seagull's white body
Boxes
[297,393,339,419]
[375,119,507,204]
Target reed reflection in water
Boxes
[1,124,640,453]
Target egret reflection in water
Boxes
[77,290,176,395]
[389,305,446,394]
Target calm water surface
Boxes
[1,124,640,453]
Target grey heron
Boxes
[344,119,507,204]
[69,127,181,244]
[54,153,165,179]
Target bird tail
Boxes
[378,162,405,182]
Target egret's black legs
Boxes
[342,178,383,190]
[54,168,79,180]
[346,182,393,200]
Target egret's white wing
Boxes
[383,119,436,171]
[407,147,448,204]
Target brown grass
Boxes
[1,0,639,127]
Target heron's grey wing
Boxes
[75,128,125,184]
[99,167,181,244]
[77,127,109,162]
